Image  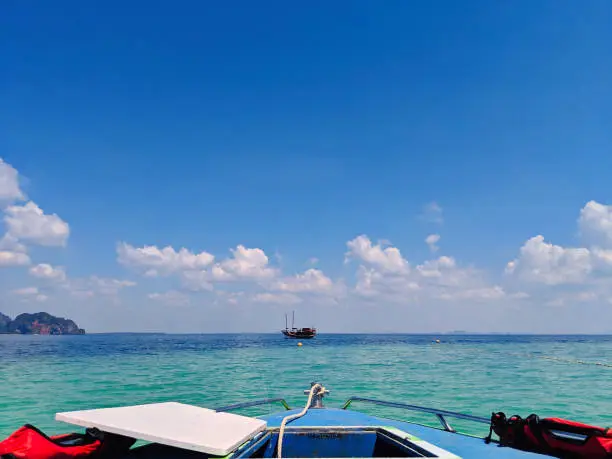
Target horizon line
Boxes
[82,331,612,336]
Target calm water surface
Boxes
[1,334,611,438]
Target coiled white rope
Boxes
[277,383,325,459]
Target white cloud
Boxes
[506,235,592,285]
[29,263,66,282]
[209,264,235,281]
[117,243,214,276]
[0,234,31,266]
[271,269,334,293]
[0,234,26,253]
[64,276,136,297]
[211,245,276,281]
[579,200,612,247]
[415,256,488,292]
[251,292,302,305]
[308,257,319,266]
[13,286,39,296]
[12,286,47,302]
[90,276,136,295]
[348,234,498,304]
[0,250,30,267]
[504,202,612,305]
[346,235,409,274]
[214,290,245,305]
[105,200,612,319]
[0,159,24,203]
[416,256,457,280]
[420,201,443,224]
[425,234,440,252]
[181,270,214,291]
[417,258,496,300]
[591,248,612,270]
[148,291,190,306]
[119,242,278,294]
[4,201,69,246]
[180,244,277,290]
[354,266,420,299]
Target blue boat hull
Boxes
[259,408,553,458]
[121,407,553,458]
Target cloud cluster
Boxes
[505,236,592,285]
[4,202,69,247]
[0,159,25,202]
[271,269,334,293]
[117,243,214,276]
[12,286,48,303]
[0,159,70,270]
[1,158,133,303]
[29,263,67,282]
[0,249,30,267]
[112,200,612,309]
[579,201,612,247]
[506,202,612,288]
[347,235,504,303]
[6,155,612,317]
[211,245,276,281]
[345,235,409,274]
[62,276,136,299]
[119,241,340,304]
[503,201,612,305]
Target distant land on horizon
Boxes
[0,312,85,335]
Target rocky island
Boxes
[0,312,85,335]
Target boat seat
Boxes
[56,402,267,456]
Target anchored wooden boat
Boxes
[282,312,316,339]
[3,381,593,459]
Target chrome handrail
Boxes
[215,398,292,412]
[342,396,489,433]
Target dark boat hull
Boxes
[282,329,316,339]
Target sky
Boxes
[1,1,611,333]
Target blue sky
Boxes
[1,1,611,333]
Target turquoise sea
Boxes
[2,334,612,439]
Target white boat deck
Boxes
[56,402,267,456]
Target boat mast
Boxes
[292,311,295,329]
[285,313,288,330]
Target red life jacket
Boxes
[0,425,135,459]
[487,412,612,458]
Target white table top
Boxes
[56,402,267,456]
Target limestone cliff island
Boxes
[0,312,85,335]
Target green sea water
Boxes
[1,333,611,439]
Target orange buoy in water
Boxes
[297,342,303,347]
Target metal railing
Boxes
[342,396,489,433]
[215,398,292,413]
